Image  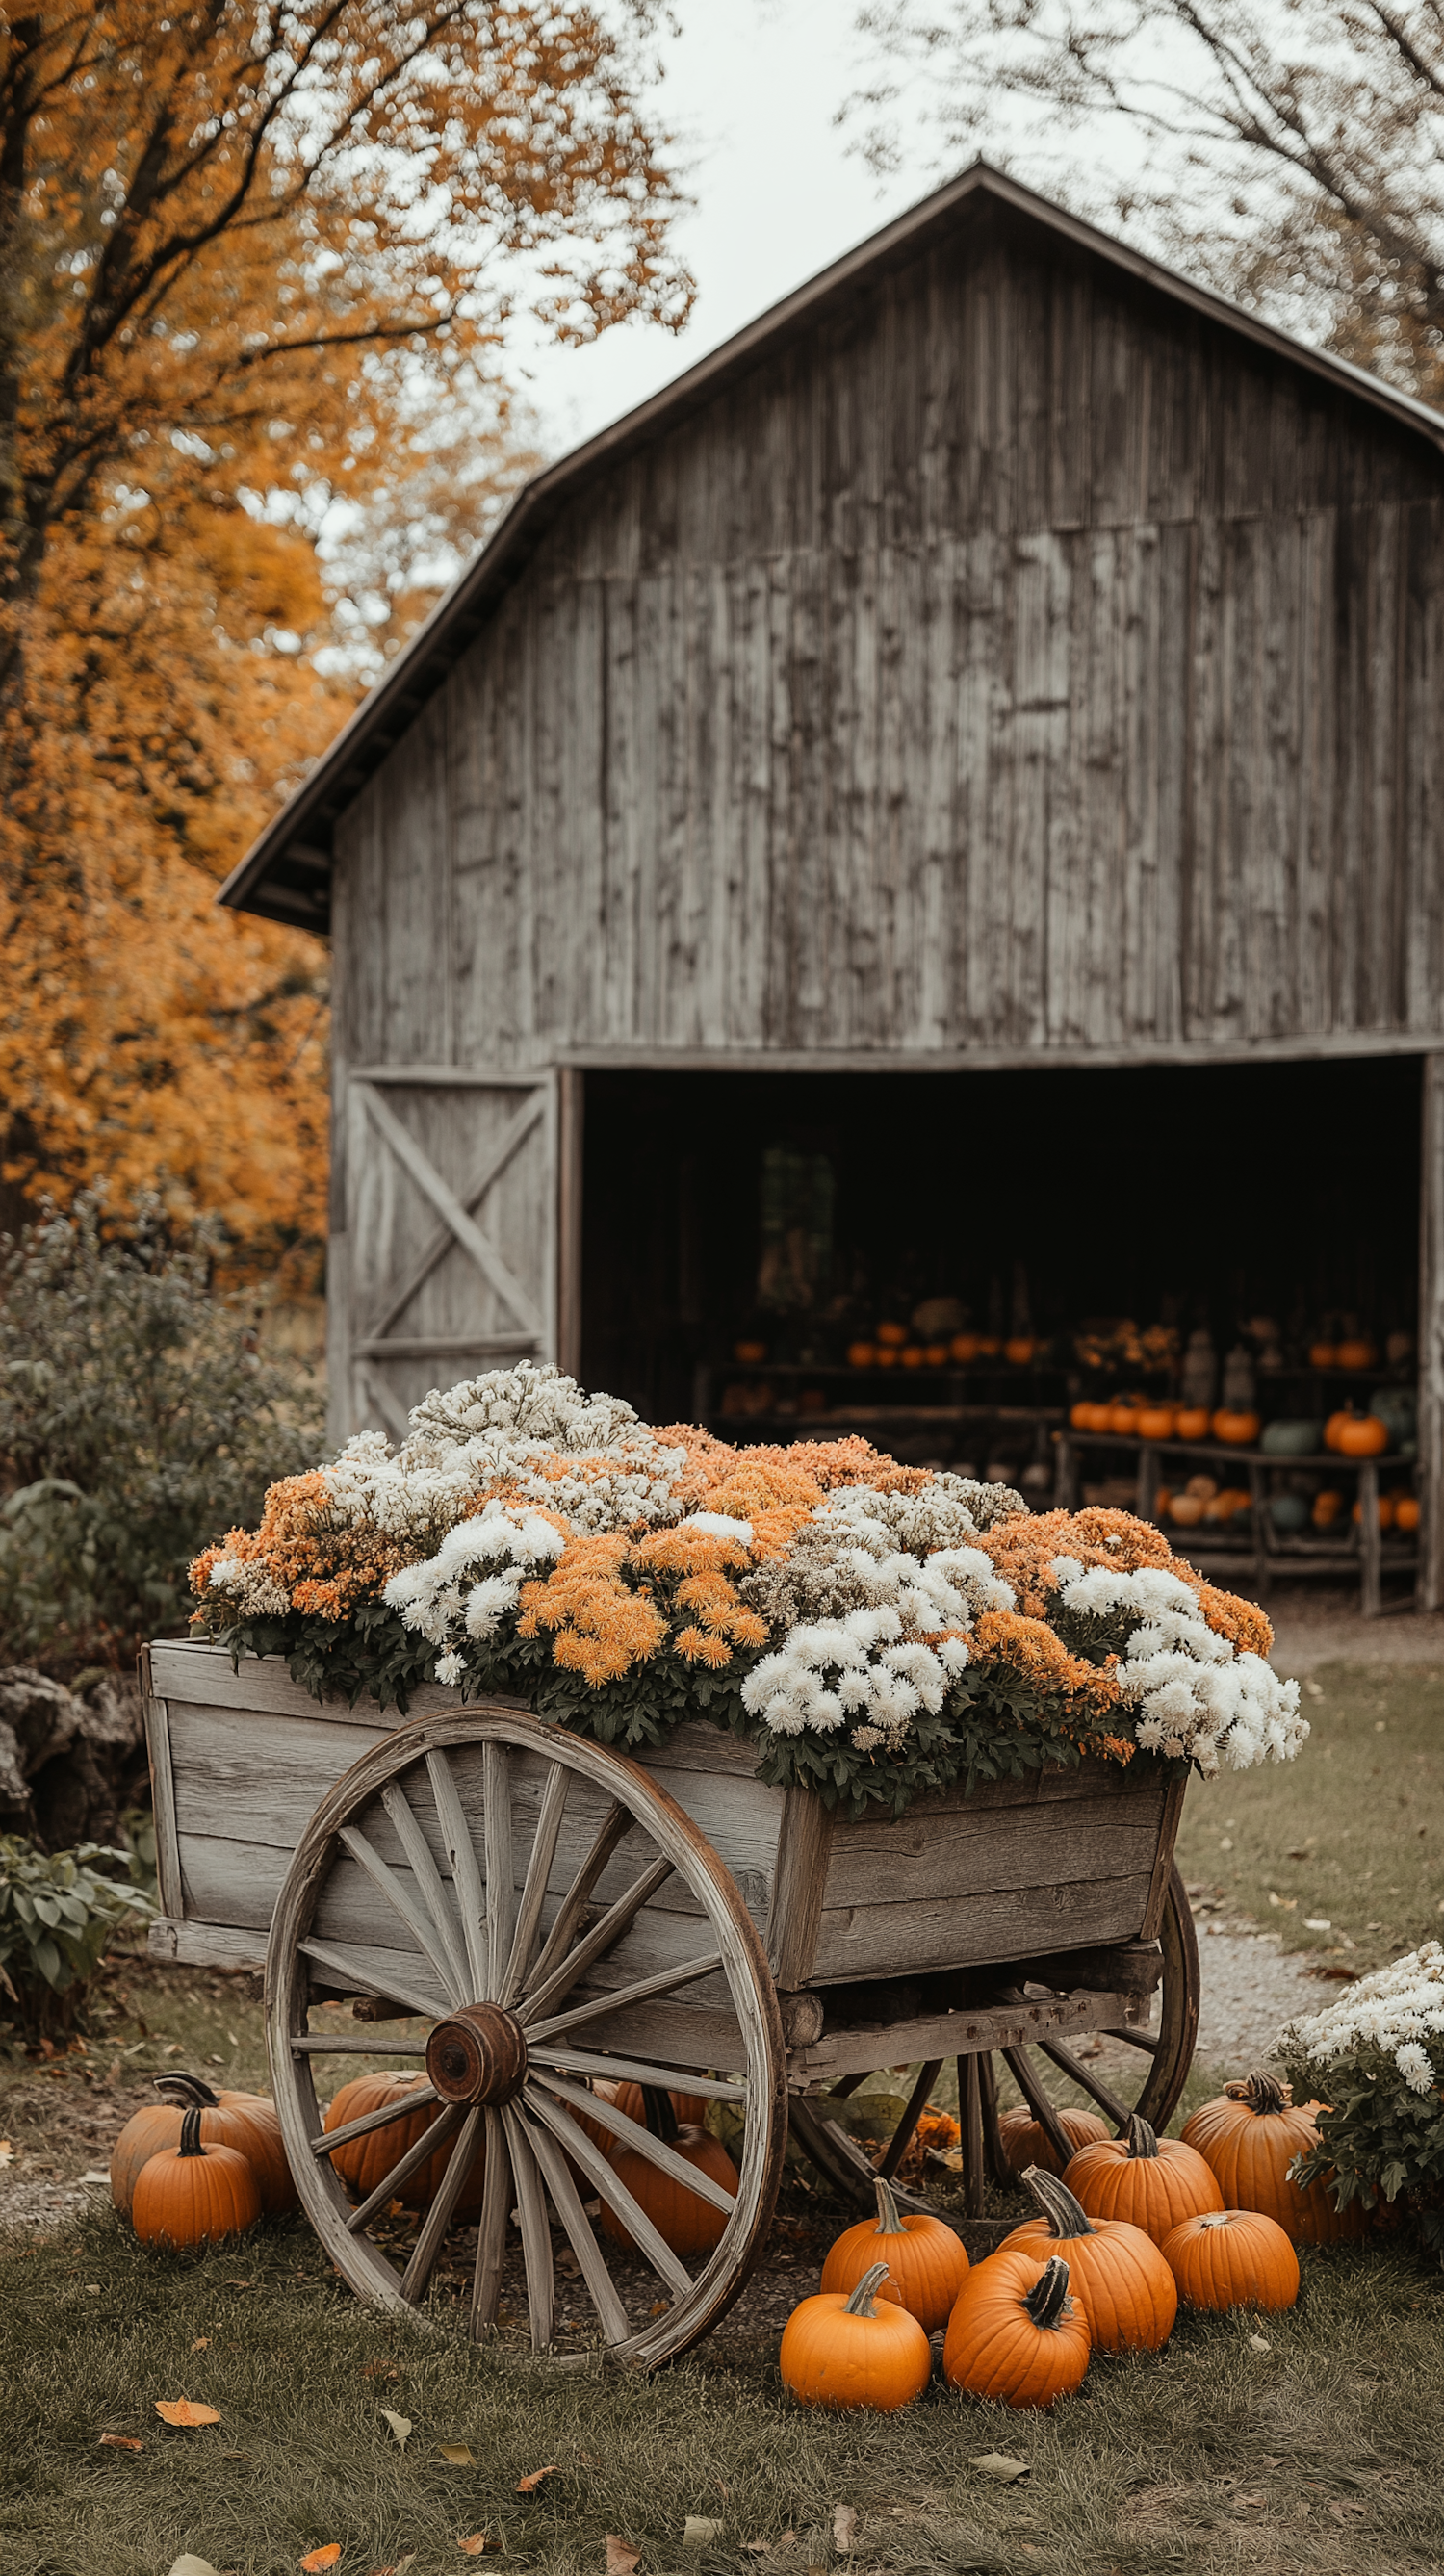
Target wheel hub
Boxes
[425,2001,529,2106]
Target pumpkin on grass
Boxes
[600,2085,738,2256]
[1063,2112,1223,2245]
[323,2071,487,2218]
[997,2103,1109,2177]
[821,2175,968,2332]
[1000,2168,1177,2352]
[111,2074,295,2218]
[781,2261,933,2411]
[943,2251,1091,2409]
[1181,2073,1366,2245]
[1160,2208,1300,2312]
[132,2106,260,2249]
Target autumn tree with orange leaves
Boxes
[0,2,688,1274]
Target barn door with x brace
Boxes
[331,1065,575,1445]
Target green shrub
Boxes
[1280,1940,1444,2257]
[0,1833,156,2037]
[0,1193,322,1667]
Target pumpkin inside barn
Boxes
[219,165,1444,1616]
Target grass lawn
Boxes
[2,1652,1443,2574]
[1173,1657,1444,1974]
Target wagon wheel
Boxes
[795,1865,1199,2217]
[265,1708,787,2367]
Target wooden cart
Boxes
[142,1638,1199,2367]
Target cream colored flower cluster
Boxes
[1280,1941,1444,2095]
[392,1363,689,1533]
[1050,1558,1306,1775]
[383,1499,567,1678]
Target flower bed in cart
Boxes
[189,1364,1305,1816]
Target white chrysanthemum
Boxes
[680,1513,754,1544]
[434,1650,467,1687]
[1280,1943,1444,2095]
[1054,1563,1306,1776]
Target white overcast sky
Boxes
[511,0,959,458]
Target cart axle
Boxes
[426,2002,529,2107]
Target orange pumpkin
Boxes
[734,1340,767,1364]
[611,2080,710,2132]
[900,1346,925,1369]
[1160,2207,1300,2312]
[1071,1401,1112,1432]
[876,1322,908,1348]
[1004,1336,1037,1367]
[821,2176,969,2333]
[846,1341,876,1369]
[942,2250,1091,2410]
[324,2071,487,2217]
[875,1347,898,1368]
[1308,1342,1338,1370]
[1396,1494,1421,1533]
[1337,1413,1388,1458]
[999,2169,1177,2354]
[1180,2073,1366,2246]
[1335,1337,1377,1371]
[1136,1405,1176,1440]
[976,1335,1002,1357]
[1211,1408,1260,1447]
[997,2103,1109,2178]
[600,2088,738,2256]
[1109,1401,1143,1433]
[950,1333,982,1364]
[1353,1492,1396,1528]
[1062,2113,1223,2246]
[924,1342,950,1367]
[1168,1493,1204,1527]
[1174,1406,1211,1440]
[781,2260,933,2411]
[132,2106,260,2249]
[1312,1488,1344,1527]
[110,2074,296,2219]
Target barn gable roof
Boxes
[221,159,1444,934]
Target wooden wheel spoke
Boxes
[500,2104,554,2351]
[878,2058,942,2183]
[526,1948,724,2044]
[525,2086,691,2298]
[527,2046,745,2100]
[471,2106,512,2337]
[521,1856,676,2022]
[483,1741,515,1998]
[337,1825,467,2003]
[524,1799,631,1994]
[291,2032,430,2057]
[299,1939,448,2021]
[524,2107,632,2346]
[312,2080,440,2157]
[345,2104,467,2234]
[1035,2035,1136,2128]
[1103,2024,1160,2053]
[400,2105,484,2303]
[501,1761,571,2004]
[1000,2044,1077,2171]
[531,2071,736,2220]
[426,1749,489,2002]
[380,1782,470,1998]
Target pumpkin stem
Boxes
[1021,2255,1073,2331]
[842,2260,891,2318]
[641,2086,680,2145]
[1223,2072,1291,2118]
[872,2175,907,2237]
[1019,2166,1096,2240]
[1125,2113,1160,2161]
[154,2074,221,2110]
[176,2108,207,2159]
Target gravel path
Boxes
[1265,1587,1444,1674]
[1193,1922,1327,2070]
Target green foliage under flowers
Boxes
[0,1835,156,2035]
[1282,2043,1444,2258]
[204,1600,1161,1822]
[0,1194,322,1667]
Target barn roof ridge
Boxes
[221,158,1444,932]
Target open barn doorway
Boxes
[580,1056,1423,1594]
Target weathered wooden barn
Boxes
[222,163,1444,1606]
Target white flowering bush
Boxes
[189,1364,1305,1817]
[1279,1943,1444,2254]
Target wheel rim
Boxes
[266,1709,786,2366]
[794,1866,1200,2214]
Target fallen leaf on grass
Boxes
[98,2432,142,2451]
[1328,2501,1368,2523]
[381,2409,413,2451]
[300,2551,342,2571]
[1248,2335,1271,2355]
[832,2508,857,2553]
[155,2399,221,2429]
[439,2444,476,2465]
[166,2558,228,2576]
[368,2560,416,2575]
[967,2454,1030,2484]
[517,2465,559,2492]
[0,2139,13,2164]
[192,2336,211,2351]
[78,2168,110,2183]
[606,2540,641,2576]
[683,2517,723,2546]
[457,2537,489,2557]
